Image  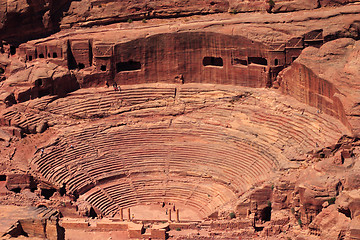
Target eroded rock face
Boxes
[278,38,360,134]
[0,0,74,44]
[1,0,359,45]
[0,61,78,106]
[309,205,351,239]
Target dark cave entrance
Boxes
[232,58,248,66]
[248,57,267,66]
[41,188,57,200]
[89,207,98,218]
[11,187,21,193]
[116,60,141,72]
[78,63,85,69]
[203,57,223,67]
[260,206,272,222]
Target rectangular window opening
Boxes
[116,60,141,73]
[248,57,267,66]
[232,58,248,66]
[203,57,223,67]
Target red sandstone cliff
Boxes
[278,38,360,134]
[1,0,360,45]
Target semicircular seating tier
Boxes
[27,85,349,218]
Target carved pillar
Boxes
[120,208,123,221]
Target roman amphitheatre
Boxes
[0,0,360,239]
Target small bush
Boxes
[229,9,237,14]
[271,184,274,190]
[142,18,147,23]
[127,18,133,23]
[267,201,272,208]
[229,212,236,219]
[327,197,336,205]
[176,228,181,231]
[298,218,302,227]
[291,207,295,214]
[269,0,275,7]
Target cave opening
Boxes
[100,65,107,71]
[41,188,56,200]
[11,187,21,193]
[35,79,42,87]
[248,57,267,66]
[260,206,272,222]
[0,67,4,74]
[0,175,6,181]
[275,59,279,66]
[116,60,141,72]
[78,63,85,69]
[67,41,77,70]
[10,46,16,55]
[203,57,223,67]
[336,181,343,196]
[28,56,33,61]
[338,207,351,219]
[232,58,248,66]
[89,207,98,218]
[59,184,66,196]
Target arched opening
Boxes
[53,52,58,58]
[203,57,223,67]
[39,54,44,58]
[48,53,51,58]
[100,65,107,71]
[28,56,33,61]
[116,60,141,72]
[274,59,279,66]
